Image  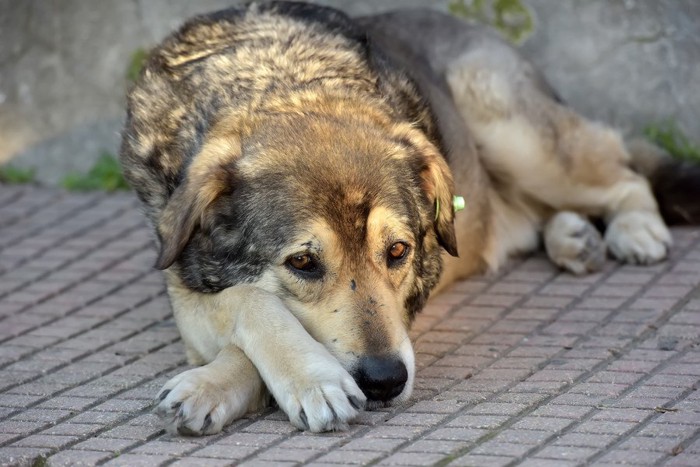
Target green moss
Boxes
[449,0,534,43]
[61,152,130,192]
[126,48,149,82]
[0,165,36,184]
[31,456,48,467]
[644,121,700,163]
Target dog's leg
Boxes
[446,54,671,267]
[155,344,268,435]
[161,277,366,434]
[544,211,605,274]
[229,285,366,432]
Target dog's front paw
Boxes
[271,360,366,433]
[544,211,605,275]
[155,365,265,436]
[605,211,672,264]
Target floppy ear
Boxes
[390,125,459,257]
[419,146,459,257]
[155,135,240,270]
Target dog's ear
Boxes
[394,125,459,257]
[419,146,459,257]
[155,135,240,270]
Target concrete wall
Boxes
[0,0,697,184]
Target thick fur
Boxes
[120,2,694,435]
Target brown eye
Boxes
[285,253,323,280]
[387,242,409,266]
[287,254,313,271]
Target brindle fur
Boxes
[120,2,686,435]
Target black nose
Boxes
[353,355,408,402]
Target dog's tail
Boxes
[628,138,700,225]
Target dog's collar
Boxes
[435,195,466,221]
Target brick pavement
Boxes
[0,185,699,466]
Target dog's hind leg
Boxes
[544,211,605,274]
[446,51,671,267]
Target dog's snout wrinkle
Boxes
[353,355,408,402]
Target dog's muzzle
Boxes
[353,355,408,402]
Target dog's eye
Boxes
[287,254,314,271]
[387,242,409,266]
[285,253,323,280]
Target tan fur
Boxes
[122,4,674,436]
[440,44,670,284]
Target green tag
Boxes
[453,195,466,212]
[435,195,466,221]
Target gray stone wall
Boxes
[520,0,700,142]
[0,0,697,185]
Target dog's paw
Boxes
[155,366,263,436]
[605,211,672,264]
[544,211,605,275]
[271,359,366,433]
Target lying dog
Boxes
[120,1,698,434]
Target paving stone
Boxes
[2,187,700,465]
[188,443,259,459]
[470,441,533,457]
[73,437,139,453]
[378,451,447,465]
[534,445,597,461]
[511,416,575,432]
[552,433,616,448]
[315,449,383,464]
[401,439,467,454]
[101,453,175,466]
[12,434,79,449]
[48,449,114,466]
[595,448,667,465]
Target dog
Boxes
[119,1,698,435]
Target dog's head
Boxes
[155,98,458,405]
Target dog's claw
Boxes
[299,409,309,430]
[201,413,212,433]
[348,395,364,410]
[178,425,200,437]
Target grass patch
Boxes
[61,152,130,192]
[449,0,534,44]
[126,48,149,82]
[644,121,700,163]
[0,165,35,184]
